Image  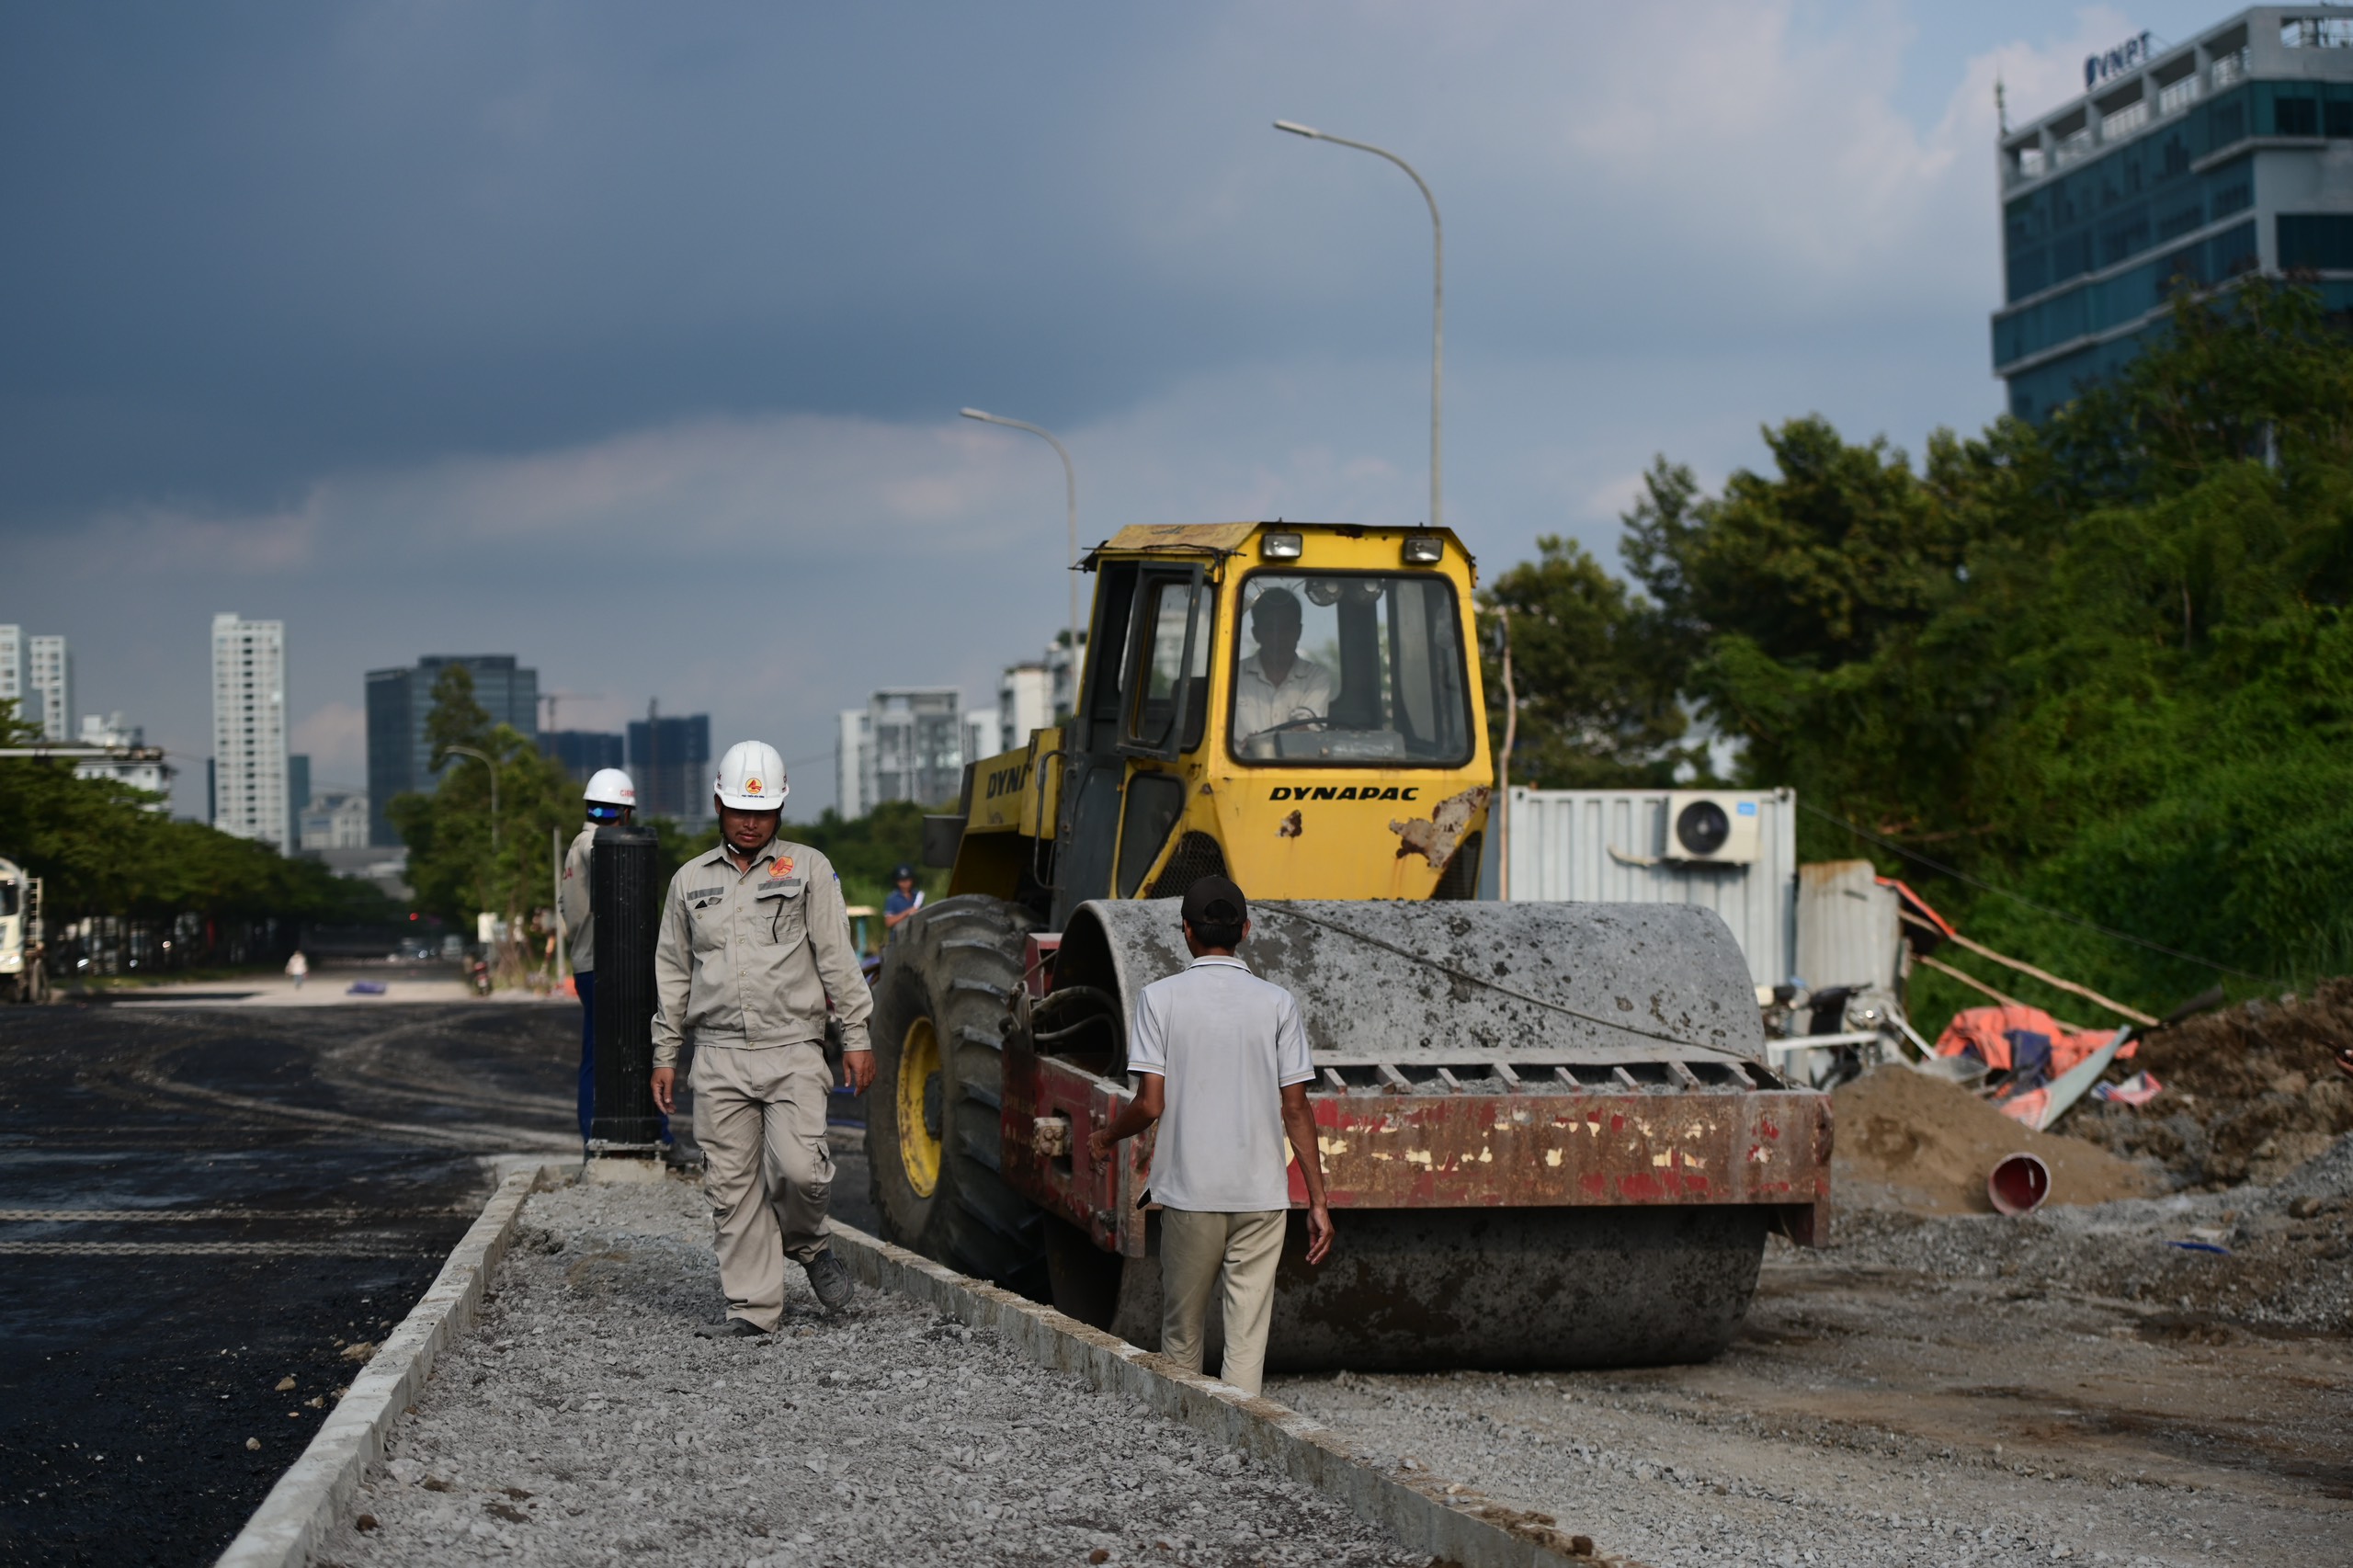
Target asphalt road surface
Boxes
[0,985,878,1567]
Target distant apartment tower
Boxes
[364,654,540,845]
[28,635,70,742]
[627,712,711,824]
[540,729,626,786]
[210,613,290,851]
[836,688,963,817]
[962,707,999,769]
[0,626,20,724]
[997,661,1054,756]
[1994,6,2353,419]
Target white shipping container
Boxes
[1499,787,1798,990]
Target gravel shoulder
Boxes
[322,1179,1423,1568]
[1269,1139,2353,1568]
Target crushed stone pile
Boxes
[2072,979,2353,1188]
[1819,1130,2353,1334]
[1831,1065,2151,1214]
[322,1179,1420,1568]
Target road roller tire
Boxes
[865,896,1048,1292]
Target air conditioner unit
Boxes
[1663,790,1763,864]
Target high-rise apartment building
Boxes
[1994,6,2353,419]
[836,688,964,818]
[210,613,290,851]
[28,635,70,742]
[364,654,540,845]
[626,712,712,824]
[0,626,21,724]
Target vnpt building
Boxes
[627,712,711,825]
[364,655,540,846]
[1993,7,2353,420]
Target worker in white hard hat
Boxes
[651,740,872,1334]
[564,768,667,1150]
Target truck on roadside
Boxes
[0,857,47,1004]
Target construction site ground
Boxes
[1269,1052,2353,1568]
[13,987,2352,1565]
[319,1178,1422,1568]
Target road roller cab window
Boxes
[1121,569,1211,759]
[1230,571,1472,766]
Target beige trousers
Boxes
[693,1040,835,1331]
[1159,1207,1287,1396]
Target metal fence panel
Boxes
[1502,788,1798,990]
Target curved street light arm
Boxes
[1273,119,1443,528]
[961,407,1083,676]
[440,744,500,855]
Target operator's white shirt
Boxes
[1232,651,1334,739]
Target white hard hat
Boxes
[584,767,636,807]
[713,740,789,812]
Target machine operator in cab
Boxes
[650,742,874,1335]
[1232,585,1332,754]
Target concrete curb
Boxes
[828,1222,1617,1568]
[214,1163,557,1568]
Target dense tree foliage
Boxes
[0,699,394,933]
[1496,280,2353,1022]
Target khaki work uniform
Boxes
[654,838,870,1331]
[562,824,602,1144]
[561,825,597,976]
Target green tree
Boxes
[1479,536,1697,787]
[1590,278,2353,1028]
[0,698,395,944]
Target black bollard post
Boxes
[588,824,663,1158]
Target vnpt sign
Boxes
[2086,30,2154,90]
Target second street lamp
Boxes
[1274,119,1445,528]
[961,407,1082,674]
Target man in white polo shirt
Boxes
[1087,876,1335,1394]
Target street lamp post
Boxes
[961,407,1081,676]
[441,745,500,854]
[1274,119,1444,528]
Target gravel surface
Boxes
[322,1179,1421,1568]
[1270,1134,2353,1568]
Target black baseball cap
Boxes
[1180,874,1247,927]
[892,864,915,881]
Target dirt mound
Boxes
[1831,1065,2154,1214]
[2071,978,2353,1188]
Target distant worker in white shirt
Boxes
[1087,875,1334,1395]
[1231,587,1334,746]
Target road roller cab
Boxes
[939,521,1494,921]
[867,521,1834,1369]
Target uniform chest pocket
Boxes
[683,886,728,951]
[755,879,806,945]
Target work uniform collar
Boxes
[707,836,790,877]
[1186,954,1250,971]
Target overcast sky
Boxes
[2,2,2227,816]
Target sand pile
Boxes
[1831,1065,2153,1214]
[2071,978,2353,1188]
